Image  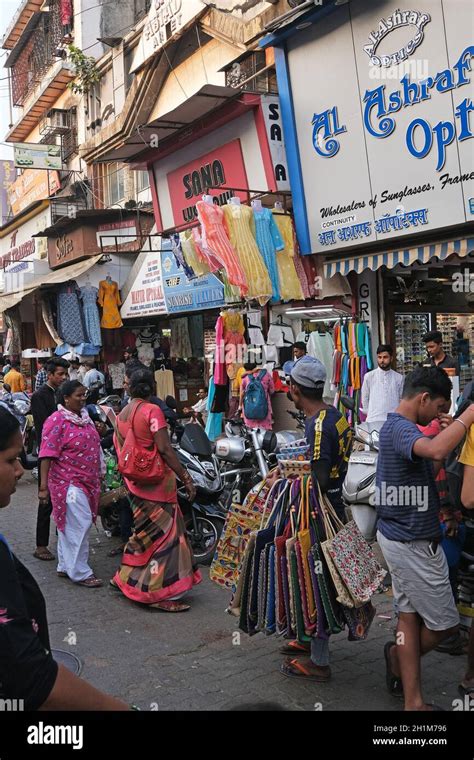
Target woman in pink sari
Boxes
[39,381,104,587]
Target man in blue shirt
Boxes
[280,356,352,682]
[376,366,474,711]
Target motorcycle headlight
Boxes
[262,431,277,454]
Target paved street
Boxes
[3,475,469,712]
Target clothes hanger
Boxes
[271,313,292,327]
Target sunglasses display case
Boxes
[394,313,431,374]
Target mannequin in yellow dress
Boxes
[98,277,123,329]
[222,198,272,305]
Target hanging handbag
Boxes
[326,519,386,605]
[319,488,358,608]
[238,534,256,634]
[341,601,376,641]
[274,479,300,635]
[319,486,386,606]
[211,479,270,592]
[115,401,165,485]
[295,476,317,635]
[248,480,288,635]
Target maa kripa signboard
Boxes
[287,0,474,253]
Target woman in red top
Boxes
[112,370,201,611]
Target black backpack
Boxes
[445,393,473,509]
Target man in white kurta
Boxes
[361,344,404,424]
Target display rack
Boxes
[394,313,431,374]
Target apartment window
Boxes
[105,163,125,206]
[135,170,150,193]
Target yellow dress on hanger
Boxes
[223,203,272,305]
[271,211,304,301]
[98,279,123,329]
[179,229,210,277]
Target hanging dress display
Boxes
[180,229,210,277]
[222,203,272,305]
[192,227,223,273]
[170,234,196,280]
[170,318,192,359]
[196,200,248,296]
[33,293,54,350]
[79,285,102,346]
[332,320,373,424]
[271,212,305,301]
[222,311,246,375]
[297,329,335,403]
[253,207,285,301]
[98,279,123,329]
[57,281,86,345]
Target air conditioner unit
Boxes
[39,108,71,136]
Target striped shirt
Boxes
[361,368,404,423]
[375,413,441,541]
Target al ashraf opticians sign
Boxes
[287,0,474,254]
[364,9,431,67]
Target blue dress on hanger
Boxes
[205,378,223,442]
[253,207,285,302]
[57,281,86,345]
[79,286,102,346]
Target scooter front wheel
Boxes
[185,515,224,566]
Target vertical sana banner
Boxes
[161,248,225,313]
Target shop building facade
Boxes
[260,0,474,399]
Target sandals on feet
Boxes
[150,601,191,612]
[280,657,331,682]
[279,640,311,656]
[33,548,55,561]
[76,576,103,588]
[384,641,404,698]
[57,571,68,578]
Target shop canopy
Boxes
[323,237,474,279]
[0,255,102,313]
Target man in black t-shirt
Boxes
[422,330,458,372]
[30,358,69,561]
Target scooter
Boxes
[340,396,381,541]
[166,399,227,565]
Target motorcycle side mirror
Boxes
[341,396,355,412]
[165,395,177,409]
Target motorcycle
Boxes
[341,396,381,541]
[174,422,227,565]
[214,415,302,511]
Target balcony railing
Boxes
[11,0,68,107]
[224,51,277,94]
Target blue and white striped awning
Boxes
[323,237,474,279]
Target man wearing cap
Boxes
[280,355,352,683]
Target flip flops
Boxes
[279,640,311,656]
[280,657,331,682]
[150,601,191,612]
[76,576,103,588]
[33,548,55,561]
[384,641,404,698]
